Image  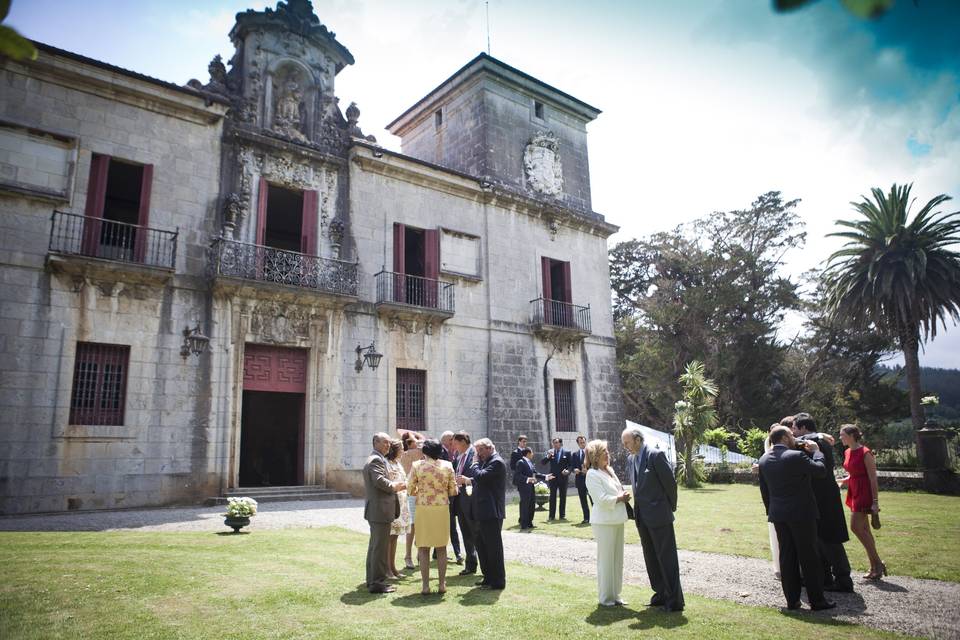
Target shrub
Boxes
[738,427,767,460]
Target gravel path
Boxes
[2,500,957,639]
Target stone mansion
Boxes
[0,0,623,514]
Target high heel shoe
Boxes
[865,561,887,580]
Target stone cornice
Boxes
[6,44,228,126]
[349,143,619,238]
[227,124,348,170]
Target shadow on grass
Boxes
[585,605,637,626]
[629,607,688,630]
[458,587,503,606]
[391,592,447,607]
[214,531,250,536]
[340,583,382,606]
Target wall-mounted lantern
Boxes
[180,324,210,358]
[355,342,383,373]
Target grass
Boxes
[0,527,913,640]
[508,484,960,582]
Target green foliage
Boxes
[674,361,719,487]
[611,192,804,430]
[738,427,768,460]
[673,451,706,487]
[824,183,960,431]
[0,1,38,61]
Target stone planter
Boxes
[534,494,549,511]
[224,515,250,533]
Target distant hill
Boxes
[878,365,960,421]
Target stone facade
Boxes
[0,0,622,514]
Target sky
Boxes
[9,0,960,368]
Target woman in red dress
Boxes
[837,424,886,579]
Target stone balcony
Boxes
[530,297,591,341]
[46,210,177,285]
[373,270,455,327]
[208,237,359,304]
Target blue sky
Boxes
[9,0,960,367]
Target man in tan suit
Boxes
[364,432,405,593]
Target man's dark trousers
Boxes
[634,517,683,607]
[549,479,567,520]
[518,484,535,528]
[776,518,827,605]
[576,479,591,522]
[455,495,478,571]
[475,519,505,588]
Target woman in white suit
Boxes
[584,439,632,606]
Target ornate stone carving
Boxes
[250,301,313,344]
[345,102,377,143]
[328,218,345,256]
[523,131,563,197]
[272,80,307,142]
[222,192,244,237]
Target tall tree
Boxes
[824,184,960,434]
[673,361,718,488]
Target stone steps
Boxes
[206,486,354,506]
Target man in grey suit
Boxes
[363,432,406,594]
[621,426,684,612]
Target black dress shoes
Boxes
[368,584,396,594]
[786,601,802,610]
[810,600,837,611]
[458,568,476,576]
[475,579,488,586]
[454,555,464,565]
[647,595,664,607]
[661,604,683,613]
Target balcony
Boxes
[374,271,455,326]
[209,238,359,302]
[530,297,591,340]
[46,211,178,284]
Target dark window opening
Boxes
[397,368,426,431]
[98,159,144,257]
[404,227,426,277]
[554,379,575,432]
[535,101,544,119]
[264,184,304,252]
[69,342,130,426]
[435,109,443,129]
[549,260,569,302]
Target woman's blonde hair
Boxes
[584,439,611,474]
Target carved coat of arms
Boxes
[523,131,563,196]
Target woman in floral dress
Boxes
[385,439,410,579]
[408,439,458,595]
[399,431,425,569]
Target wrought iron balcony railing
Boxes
[48,211,177,269]
[531,297,591,334]
[375,271,455,314]
[209,238,359,296]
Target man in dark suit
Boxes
[541,437,572,520]
[512,447,553,530]
[509,435,528,471]
[459,437,507,590]
[452,431,479,575]
[793,413,854,593]
[363,432,405,594]
[439,430,463,564]
[759,425,837,611]
[571,435,592,523]
[621,426,684,612]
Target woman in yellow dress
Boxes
[408,439,459,595]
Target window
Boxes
[82,154,153,262]
[392,223,439,307]
[534,101,544,120]
[69,342,130,426]
[435,109,443,130]
[255,179,318,255]
[396,368,426,431]
[541,256,573,326]
[554,379,575,432]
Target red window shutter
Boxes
[301,190,318,255]
[82,154,110,256]
[424,228,439,308]
[541,256,553,324]
[256,177,269,246]
[133,163,153,263]
[393,223,406,303]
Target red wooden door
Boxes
[541,256,553,324]
[243,344,308,393]
[393,222,406,303]
[82,154,110,256]
[133,164,153,264]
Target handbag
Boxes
[624,500,635,520]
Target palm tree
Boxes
[824,183,960,434]
[673,360,718,487]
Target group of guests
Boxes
[362,430,506,595]
[757,413,885,611]
[509,434,592,528]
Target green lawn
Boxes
[507,485,960,582]
[0,528,917,640]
